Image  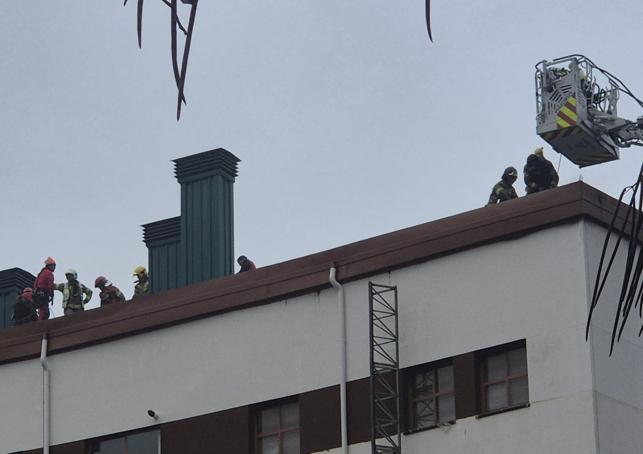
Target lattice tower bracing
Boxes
[369,282,401,454]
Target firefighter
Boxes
[12,288,37,325]
[237,255,256,273]
[55,269,93,315]
[94,276,126,306]
[132,265,150,298]
[33,257,56,320]
[524,147,559,194]
[487,167,519,205]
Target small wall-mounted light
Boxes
[147,410,159,420]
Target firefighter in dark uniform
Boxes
[524,147,559,194]
[488,167,519,205]
[237,255,256,273]
[13,288,37,325]
[94,276,126,306]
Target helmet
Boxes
[22,287,33,295]
[65,269,78,279]
[237,255,248,265]
[132,265,147,276]
[94,276,107,288]
[503,166,518,178]
[527,154,540,165]
[534,147,544,157]
[45,257,56,266]
[21,288,33,301]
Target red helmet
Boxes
[45,257,56,266]
[94,276,107,288]
[21,288,33,301]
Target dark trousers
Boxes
[64,307,84,315]
[34,294,50,320]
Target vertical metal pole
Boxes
[394,286,401,450]
[40,336,50,454]
[330,266,348,454]
[368,282,376,454]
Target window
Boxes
[481,344,529,413]
[255,400,300,454]
[90,428,160,454]
[408,363,455,430]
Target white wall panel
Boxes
[0,221,603,452]
[0,358,43,452]
[584,221,643,454]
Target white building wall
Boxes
[0,221,598,453]
[584,221,643,454]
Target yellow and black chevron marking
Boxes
[556,96,578,128]
[541,125,582,142]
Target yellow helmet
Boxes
[132,265,147,276]
[534,147,544,157]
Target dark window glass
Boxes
[256,400,300,454]
[482,346,529,413]
[91,429,159,454]
[409,364,455,430]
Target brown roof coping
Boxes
[0,182,626,365]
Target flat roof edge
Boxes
[0,182,628,364]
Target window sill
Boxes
[476,402,530,419]
[403,420,455,436]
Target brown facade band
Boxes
[28,340,525,454]
[0,182,630,366]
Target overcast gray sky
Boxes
[1,0,642,313]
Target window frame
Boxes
[478,340,529,416]
[253,397,300,454]
[87,426,161,454]
[405,359,455,433]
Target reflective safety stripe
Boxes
[61,282,89,309]
[560,105,577,121]
[556,95,578,129]
[556,117,572,128]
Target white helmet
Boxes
[65,269,78,279]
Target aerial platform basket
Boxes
[535,55,643,168]
[539,123,619,168]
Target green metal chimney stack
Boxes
[143,148,240,292]
[174,148,240,286]
[142,217,181,293]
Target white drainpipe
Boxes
[329,266,348,454]
[40,335,50,454]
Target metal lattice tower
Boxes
[369,282,401,454]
